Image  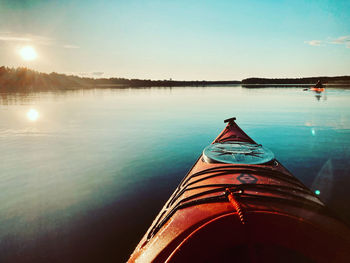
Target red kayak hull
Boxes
[128,118,350,262]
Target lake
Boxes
[1,86,350,262]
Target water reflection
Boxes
[315,93,322,101]
[27,109,39,121]
[0,86,350,262]
[311,88,327,101]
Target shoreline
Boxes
[1,66,350,92]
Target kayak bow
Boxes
[128,118,350,263]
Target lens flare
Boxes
[311,128,316,136]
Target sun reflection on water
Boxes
[27,109,39,121]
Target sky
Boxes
[0,0,349,80]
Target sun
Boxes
[19,46,37,61]
[27,109,39,121]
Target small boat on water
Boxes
[128,118,350,263]
[310,80,325,92]
[310,87,325,92]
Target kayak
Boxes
[128,118,350,262]
[310,87,325,92]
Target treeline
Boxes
[94,78,240,87]
[0,66,240,92]
[242,76,350,85]
[1,66,349,92]
[0,67,92,91]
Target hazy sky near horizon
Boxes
[0,0,349,80]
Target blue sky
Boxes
[0,0,349,80]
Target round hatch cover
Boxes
[203,142,274,164]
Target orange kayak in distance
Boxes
[128,118,350,263]
[310,87,325,92]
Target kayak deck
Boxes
[128,118,350,263]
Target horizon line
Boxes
[1,65,349,82]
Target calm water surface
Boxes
[1,86,350,262]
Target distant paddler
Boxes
[310,80,325,92]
